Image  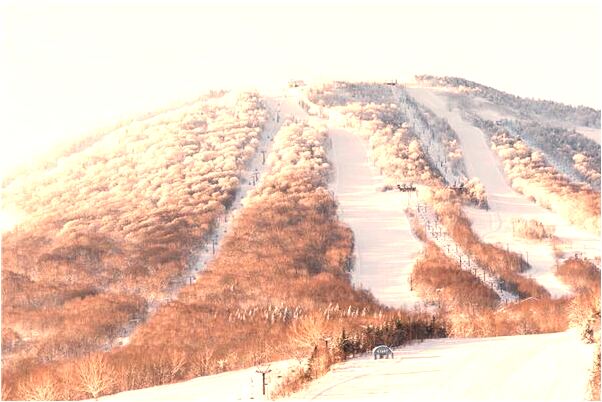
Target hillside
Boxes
[1,77,600,401]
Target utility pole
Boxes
[321,336,332,350]
[256,366,272,397]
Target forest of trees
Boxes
[1,119,445,400]
[488,131,600,234]
[1,91,270,397]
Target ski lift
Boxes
[397,183,417,192]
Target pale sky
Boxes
[1,1,600,173]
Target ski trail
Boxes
[404,87,600,297]
[286,330,594,401]
[326,127,423,309]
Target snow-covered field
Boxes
[98,331,595,402]
[96,359,302,401]
[287,330,594,401]
[405,87,599,297]
[327,127,423,309]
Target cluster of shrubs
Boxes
[495,119,601,189]
[1,91,268,393]
[340,102,443,186]
[408,194,569,338]
[411,242,500,310]
[308,81,393,107]
[245,121,331,204]
[489,131,600,233]
[415,75,601,127]
[512,218,554,240]
[557,258,600,341]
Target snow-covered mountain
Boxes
[2,78,599,401]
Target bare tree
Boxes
[17,373,60,401]
[190,346,215,376]
[291,314,328,352]
[77,353,115,400]
[153,349,187,384]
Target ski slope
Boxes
[327,127,423,309]
[405,87,599,297]
[287,330,595,401]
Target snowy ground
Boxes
[327,127,424,309]
[405,87,600,297]
[287,330,594,401]
[576,126,601,145]
[468,96,517,122]
[96,359,303,401]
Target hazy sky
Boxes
[1,1,600,172]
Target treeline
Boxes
[489,131,600,233]
[2,92,268,386]
[497,119,601,189]
[412,242,500,310]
